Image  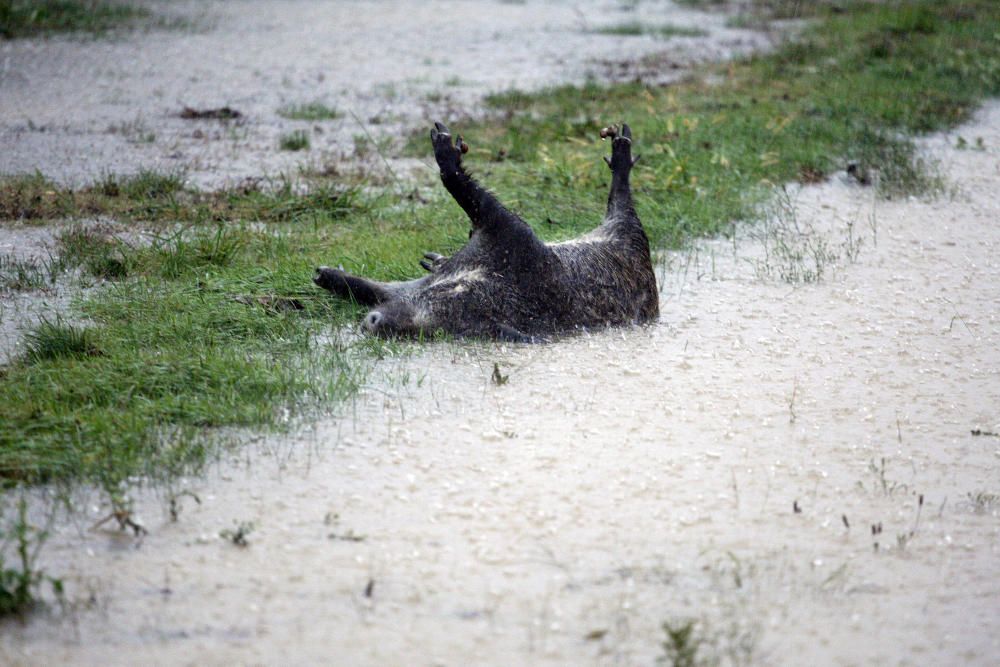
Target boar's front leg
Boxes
[430,122,538,246]
[313,266,393,306]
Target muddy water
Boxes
[4,102,999,665]
[0,0,766,190]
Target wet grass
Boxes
[0,181,391,483]
[21,318,102,364]
[0,275,369,483]
[659,619,704,667]
[0,171,360,226]
[279,130,311,151]
[591,22,708,39]
[657,614,758,666]
[0,0,171,38]
[1,0,999,486]
[675,0,830,18]
[0,254,52,292]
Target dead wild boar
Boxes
[313,121,658,342]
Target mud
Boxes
[3,98,999,665]
[0,0,768,189]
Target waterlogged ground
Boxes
[0,0,766,189]
[3,100,999,665]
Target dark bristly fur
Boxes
[314,121,658,342]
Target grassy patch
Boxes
[2,0,999,485]
[279,130,311,151]
[0,171,360,226]
[0,274,368,483]
[0,173,384,483]
[592,22,708,38]
[0,0,169,38]
[676,0,828,17]
[278,102,341,121]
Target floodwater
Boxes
[4,100,1000,665]
[0,0,766,189]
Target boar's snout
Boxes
[363,311,384,332]
[361,301,420,338]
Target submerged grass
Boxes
[1,0,999,485]
[0,497,62,617]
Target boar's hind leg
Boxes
[431,122,533,240]
[314,266,392,306]
[602,123,641,219]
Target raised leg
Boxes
[430,122,533,241]
[601,123,641,219]
[313,266,392,306]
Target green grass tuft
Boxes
[278,102,341,121]
[117,169,186,200]
[279,130,311,151]
[22,317,101,365]
[56,224,131,280]
[0,0,151,38]
[591,22,708,38]
[0,173,75,221]
[658,619,704,667]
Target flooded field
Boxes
[4,100,999,665]
[3,1,1000,664]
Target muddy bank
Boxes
[4,97,999,665]
[0,0,767,189]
